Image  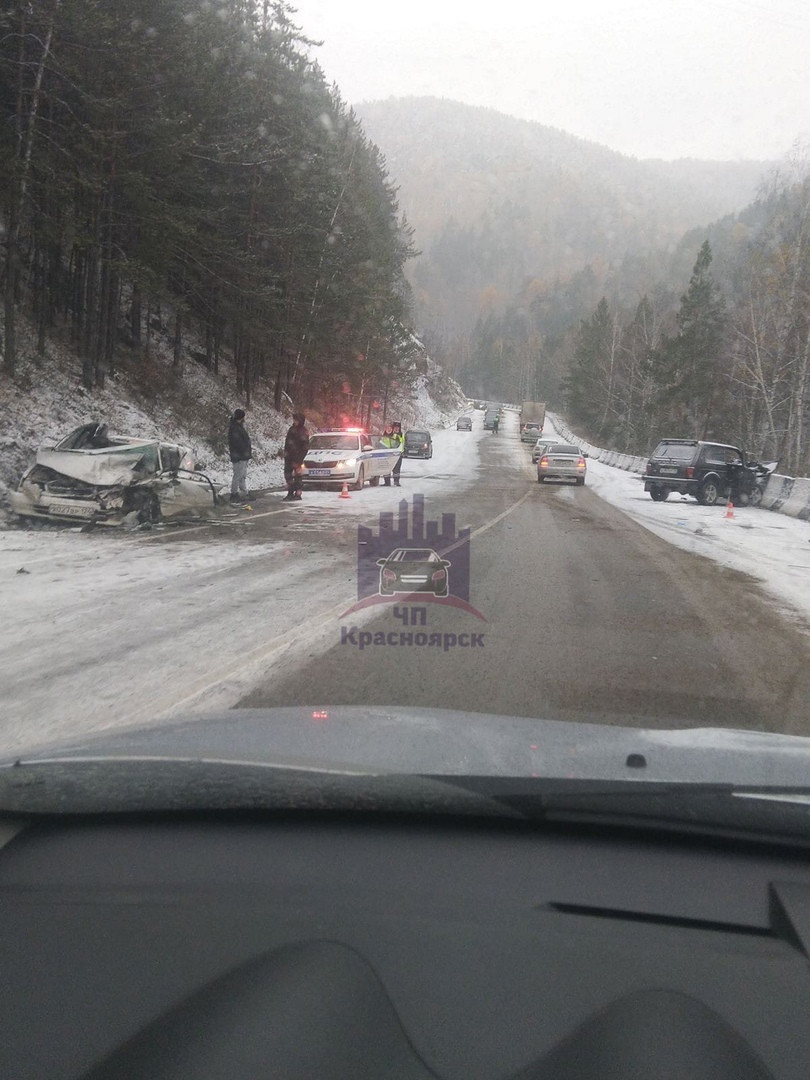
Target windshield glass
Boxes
[308,435,360,451]
[2,0,810,801]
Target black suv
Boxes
[644,439,759,505]
[403,430,433,459]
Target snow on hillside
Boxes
[0,316,466,516]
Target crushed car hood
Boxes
[36,444,158,487]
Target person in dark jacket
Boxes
[228,409,251,503]
[283,413,310,501]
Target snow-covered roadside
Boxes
[545,415,810,631]
[0,410,481,748]
[0,312,467,510]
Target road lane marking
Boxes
[115,489,538,722]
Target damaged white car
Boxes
[9,422,219,526]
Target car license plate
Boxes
[307,469,331,477]
[48,502,90,517]
[659,466,679,475]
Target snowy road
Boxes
[0,421,486,751]
[2,410,810,753]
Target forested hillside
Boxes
[0,0,418,425]
[562,165,810,474]
[356,97,770,335]
[357,97,810,474]
[5,10,808,478]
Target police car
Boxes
[301,430,402,490]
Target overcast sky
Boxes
[289,0,809,161]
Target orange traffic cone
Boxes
[339,481,351,499]
[725,500,734,519]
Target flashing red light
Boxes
[311,710,329,720]
[344,427,362,433]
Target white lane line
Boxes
[123,488,538,720]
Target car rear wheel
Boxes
[650,486,669,501]
[576,478,585,486]
[537,475,544,484]
[697,479,720,506]
[352,466,365,491]
[749,484,764,508]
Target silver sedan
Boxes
[531,438,557,464]
[537,443,588,485]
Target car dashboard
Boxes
[1,811,808,1079]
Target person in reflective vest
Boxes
[380,423,402,486]
[390,422,404,486]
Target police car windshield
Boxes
[308,434,360,451]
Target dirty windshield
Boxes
[2,0,810,792]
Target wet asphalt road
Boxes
[237,429,810,734]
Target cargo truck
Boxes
[520,401,546,442]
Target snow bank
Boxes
[546,413,810,630]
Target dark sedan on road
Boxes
[376,548,451,596]
[456,417,473,431]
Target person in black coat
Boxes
[228,409,252,503]
[283,413,310,501]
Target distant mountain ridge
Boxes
[353,97,773,335]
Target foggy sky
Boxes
[290,0,809,162]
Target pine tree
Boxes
[563,298,618,438]
[653,240,727,437]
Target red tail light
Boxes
[686,467,694,478]
[577,458,586,469]
[539,457,549,468]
